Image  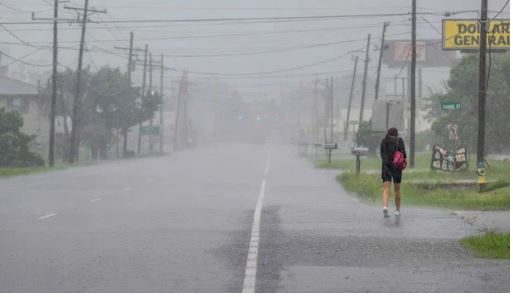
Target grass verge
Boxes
[459,233,510,259]
[338,173,509,210]
[0,167,52,178]
[0,163,70,178]
[333,156,509,210]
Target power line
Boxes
[3,48,43,67]
[492,0,510,19]
[157,32,409,58]
[0,24,45,49]
[0,2,46,13]
[0,50,52,67]
[0,11,452,25]
[162,46,371,77]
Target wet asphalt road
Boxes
[0,143,509,292]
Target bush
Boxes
[0,108,45,167]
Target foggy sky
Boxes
[1,0,509,101]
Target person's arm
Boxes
[380,139,386,161]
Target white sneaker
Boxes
[383,208,390,218]
[395,210,401,216]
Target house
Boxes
[0,76,49,158]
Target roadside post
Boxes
[325,142,337,165]
[477,161,487,192]
[448,123,458,154]
[352,147,369,176]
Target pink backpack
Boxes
[392,138,407,170]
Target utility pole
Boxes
[344,56,359,141]
[327,77,335,164]
[67,0,106,163]
[329,77,334,144]
[148,52,154,152]
[124,32,134,158]
[114,33,149,157]
[409,0,417,168]
[374,22,390,101]
[69,0,89,164]
[173,72,185,150]
[114,33,145,88]
[115,32,134,159]
[127,32,134,85]
[137,44,148,154]
[149,53,153,91]
[358,34,371,126]
[477,0,488,167]
[159,54,164,153]
[313,77,319,142]
[48,0,59,167]
[183,74,189,147]
[33,1,77,165]
[324,78,330,131]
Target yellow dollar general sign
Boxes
[442,19,510,50]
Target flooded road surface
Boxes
[0,143,509,292]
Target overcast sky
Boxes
[0,0,509,101]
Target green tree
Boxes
[425,52,509,154]
[0,108,44,167]
[41,67,162,159]
[82,67,161,158]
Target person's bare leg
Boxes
[382,181,391,209]
[394,183,401,211]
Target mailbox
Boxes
[324,143,338,150]
[351,147,369,176]
[351,147,369,155]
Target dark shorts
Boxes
[382,163,402,184]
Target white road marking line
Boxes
[264,156,270,177]
[90,198,102,202]
[37,213,57,220]
[242,179,266,293]
[242,152,271,293]
[122,187,132,191]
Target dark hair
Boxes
[386,127,398,137]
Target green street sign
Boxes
[441,102,462,110]
[140,126,160,135]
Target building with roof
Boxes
[0,76,49,159]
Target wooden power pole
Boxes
[159,54,164,153]
[477,0,488,167]
[67,0,106,163]
[48,0,59,167]
[375,22,390,101]
[344,56,359,141]
[137,44,149,154]
[358,34,371,126]
[409,0,417,168]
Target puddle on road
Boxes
[208,209,253,293]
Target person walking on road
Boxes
[380,127,407,218]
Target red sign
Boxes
[393,41,426,62]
